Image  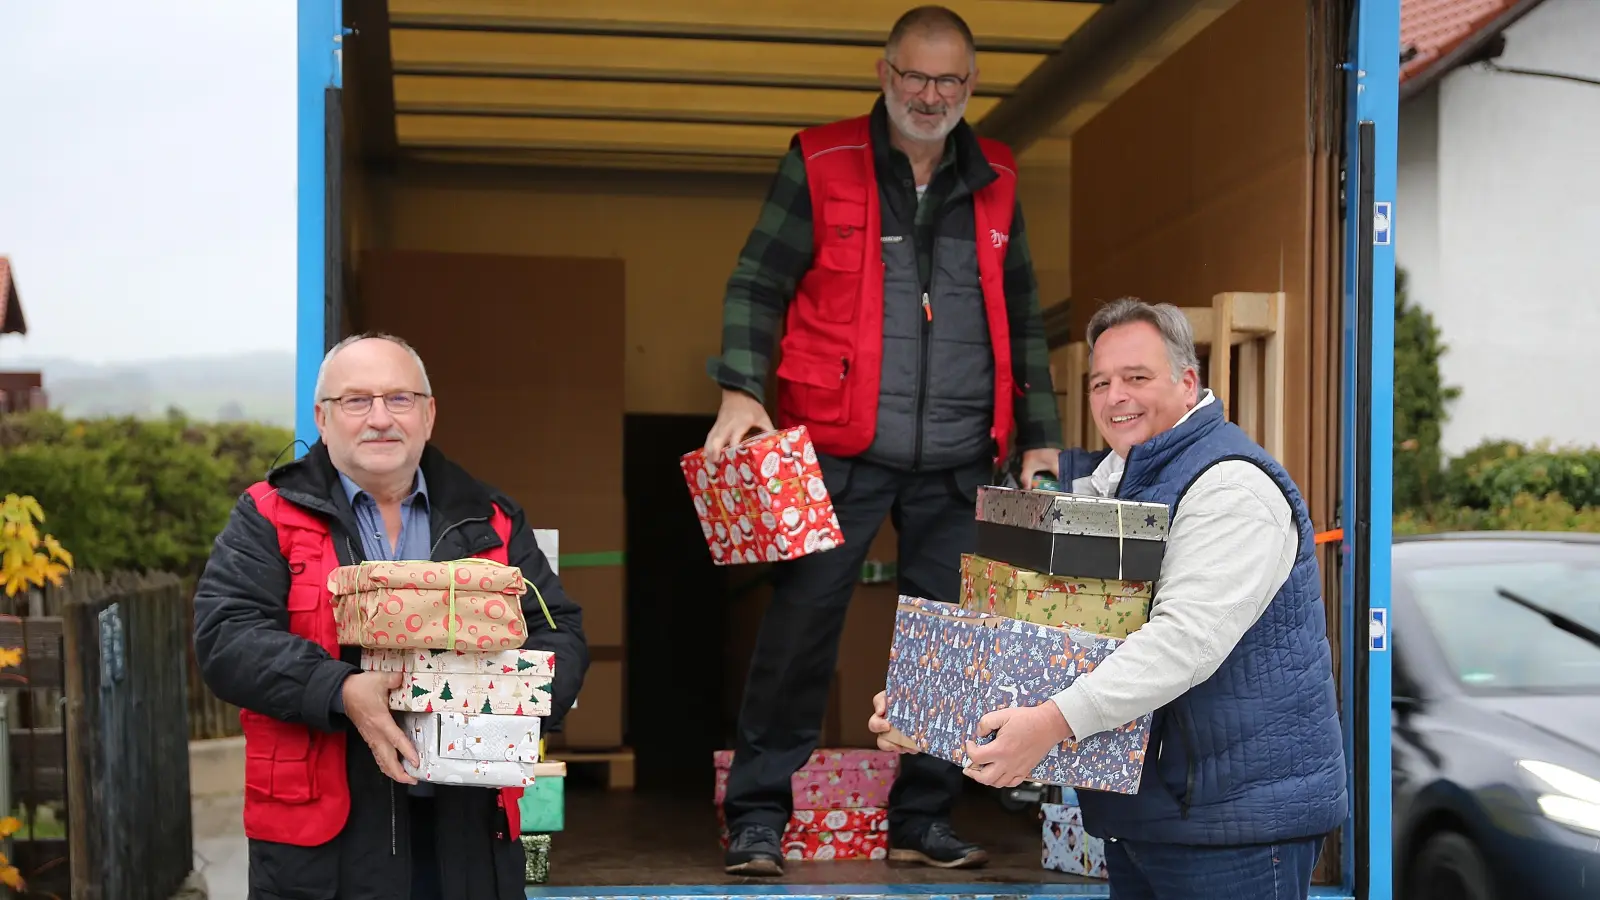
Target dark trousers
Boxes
[1105,837,1321,900]
[721,452,990,837]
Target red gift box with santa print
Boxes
[679,425,846,565]
[716,807,889,861]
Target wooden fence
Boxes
[2,571,194,900]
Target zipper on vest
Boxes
[912,237,936,470]
[1174,707,1197,820]
[391,781,397,854]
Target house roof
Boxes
[0,257,24,337]
[1401,0,1547,97]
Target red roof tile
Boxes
[0,257,25,336]
[1401,0,1520,82]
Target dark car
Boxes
[1392,531,1600,900]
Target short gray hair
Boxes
[313,332,433,400]
[1085,297,1200,382]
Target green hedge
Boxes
[0,410,295,575]
[1395,440,1600,535]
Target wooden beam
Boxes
[387,0,1104,54]
[394,74,1002,127]
[388,30,1046,94]
[403,147,788,176]
[397,114,800,159]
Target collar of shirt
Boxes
[337,468,429,511]
[1074,390,1217,498]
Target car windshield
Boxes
[1402,539,1600,694]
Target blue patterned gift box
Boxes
[882,596,1151,793]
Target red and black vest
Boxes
[241,482,523,846]
[776,115,1020,464]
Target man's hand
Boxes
[342,671,419,784]
[867,690,916,756]
[962,702,1072,788]
[704,389,776,461]
[1019,448,1060,488]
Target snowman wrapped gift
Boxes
[678,425,845,565]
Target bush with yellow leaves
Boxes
[1,493,73,599]
[0,813,22,889]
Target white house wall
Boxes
[1396,0,1600,457]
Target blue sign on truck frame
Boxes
[292,1,1398,897]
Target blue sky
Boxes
[0,1,296,364]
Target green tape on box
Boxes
[558,551,626,568]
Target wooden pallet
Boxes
[1053,291,1287,461]
[546,746,635,790]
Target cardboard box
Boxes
[882,597,1151,793]
[556,658,624,748]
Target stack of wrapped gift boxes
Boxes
[328,558,558,882]
[712,749,899,861]
[878,485,1170,877]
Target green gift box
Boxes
[519,761,566,832]
[521,833,551,884]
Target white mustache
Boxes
[359,428,404,441]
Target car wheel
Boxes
[1408,831,1497,900]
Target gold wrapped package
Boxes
[959,553,1151,639]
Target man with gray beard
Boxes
[703,4,1062,877]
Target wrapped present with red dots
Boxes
[679,425,845,565]
[328,559,552,652]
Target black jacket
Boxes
[193,441,590,899]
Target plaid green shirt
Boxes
[707,118,1063,455]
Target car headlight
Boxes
[1517,760,1600,836]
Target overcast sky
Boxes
[0,1,296,364]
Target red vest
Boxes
[776,115,1021,463]
[242,482,523,846]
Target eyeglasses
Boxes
[887,61,970,99]
[320,391,429,416]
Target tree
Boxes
[0,494,73,597]
[1393,268,1461,510]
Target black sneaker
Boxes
[724,823,784,877]
[888,820,990,869]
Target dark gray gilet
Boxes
[857,185,996,471]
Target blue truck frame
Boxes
[292,2,1398,897]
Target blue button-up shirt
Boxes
[338,468,436,796]
[339,469,432,563]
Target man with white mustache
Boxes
[705,4,1062,877]
[870,299,1347,899]
[193,333,590,900]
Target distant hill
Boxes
[0,351,295,427]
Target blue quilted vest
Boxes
[1059,399,1347,845]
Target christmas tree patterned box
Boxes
[1041,802,1107,878]
[361,646,555,679]
[882,597,1151,793]
[388,671,553,717]
[959,553,1151,639]
[679,425,845,565]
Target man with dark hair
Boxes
[704,3,1062,878]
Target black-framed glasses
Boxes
[320,391,428,416]
[887,61,970,98]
